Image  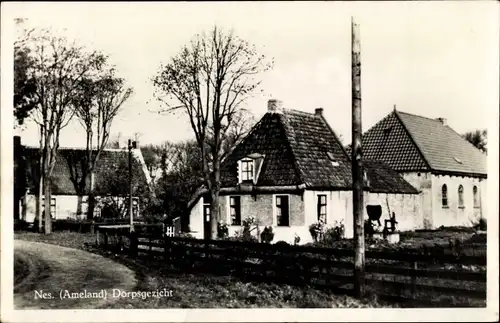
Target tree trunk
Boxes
[43,177,52,234]
[76,195,83,219]
[209,159,221,240]
[209,188,219,240]
[87,172,96,220]
[36,177,43,233]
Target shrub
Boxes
[323,220,345,243]
[260,226,274,243]
[233,217,259,243]
[294,233,301,245]
[309,221,325,242]
[474,218,487,231]
[217,222,229,240]
[274,240,290,247]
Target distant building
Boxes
[187,100,420,244]
[351,109,487,229]
[13,136,153,222]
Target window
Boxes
[229,196,241,225]
[441,184,448,207]
[240,159,254,182]
[203,196,211,222]
[326,152,339,167]
[275,195,290,226]
[473,186,480,208]
[41,197,56,218]
[458,185,464,208]
[317,195,327,223]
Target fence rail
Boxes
[95,227,486,307]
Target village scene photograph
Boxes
[2,1,498,322]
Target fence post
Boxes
[411,260,418,298]
[96,227,100,246]
[90,221,95,234]
[104,230,108,249]
[129,231,138,258]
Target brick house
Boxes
[352,109,487,229]
[186,100,420,244]
[14,136,153,222]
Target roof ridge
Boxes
[396,110,444,123]
[394,110,433,170]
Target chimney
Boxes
[436,117,447,126]
[315,108,324,116]
[267,99,284,114]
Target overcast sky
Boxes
[7,1,499,148]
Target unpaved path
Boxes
[14,240,137,309]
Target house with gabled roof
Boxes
[14,136,153,223]
[354,109,487,229]
[187,100,421,244]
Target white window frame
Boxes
[226,195,242,226]
[238,158,255,183]
[272,194,291,227]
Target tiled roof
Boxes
[397,111,487,175]
[356,110,487,176]
[220,108,418,194]
[22,146,150,196]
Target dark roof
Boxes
[355,110,487,176]
[220,108,418,194]
[21,146,151,196]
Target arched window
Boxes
[458,185,464,207]
[473,186,479,208]
[441,184,448,207]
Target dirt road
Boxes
[14,240,137,309]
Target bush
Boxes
[233,217,259,243]
[260,226,274,243]
[323,220,345,243]
[294,234,301,245]
[217,222,229,240]
[475,218,487,231]
[309,221,325,242]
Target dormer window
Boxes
[237,153,265,184]
[326,152,339,167]
[240,158,254,182]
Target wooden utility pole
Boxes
[351,16,365,298]
[128,139,136,233]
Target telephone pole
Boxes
[351,16,365,298]
[128,139,136,233]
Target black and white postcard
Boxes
[1,1,498,322]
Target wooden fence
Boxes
[95,227,486,307]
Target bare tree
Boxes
[152,26,273,239]
[72,68,133,219]
[22,29,106,233]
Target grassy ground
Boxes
[14,231,390,308]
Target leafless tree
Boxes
[72,68,133,219]
[152,26,273,238]
[22,29,106,233]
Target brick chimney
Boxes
[267,99,284,114]
[436,117,447,126]
[315,108,324,116]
